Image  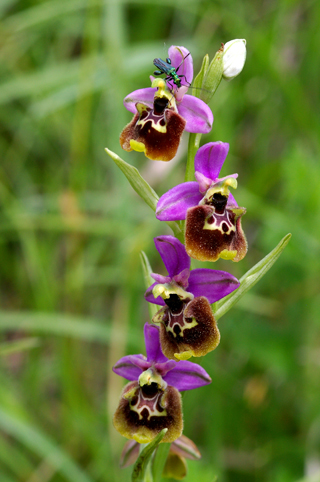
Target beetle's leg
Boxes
[178,74,191,86]
[176,52,191,73]
[165,77,174,91]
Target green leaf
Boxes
[140,251,160,319]
[132,429,168,482]
[201,47,224,104]
[105,148,183,238]
[0,337,40,356]
[140,251,155,290]
[105,148,159,211]
[191,54,209,98]
[152,442,171,482]
[214,233,292,320]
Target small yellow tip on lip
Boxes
[225,177,238,189]
[151,78,166,89]
[174,351,193,361]
[219,249,237,260]
[133,433,153,444]
[130,140,146,153]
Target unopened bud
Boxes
[223,39,246,80]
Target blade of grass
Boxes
[0,409,94,482]
[0,435,34,478]
[0,337,40,356]
[0,311,138,345]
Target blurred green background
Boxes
[0,0,319,481]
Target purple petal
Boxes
[112,354,146,381]
[194,171,212,193]
[120,440,139,468]
[227,192,238,207]
[188,269,240,304]
[151,273,171,284]
[171,435,201,461]
[178,95,213,133]
[144,323,167,363]
[154,360,177,376]
[164,360,211,391]
[194,142,229,179]
[156,182,202,221]
[175,85,189,102]
[124,87,156,114]
[168,46,193,81]
[168,45,193,101]
[154,236,190,278]
[218,173,238,183]
[173,268,190,289]
[128,355,152,371]
[144,281,166,306]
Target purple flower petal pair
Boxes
[113,323,211,391]
[156,142,236,220]
[112,323,211,443]
[145,235,239,305]
[144,236,239,360]
[156,142,248,262]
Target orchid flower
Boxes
[120,46,213,162]
[156,142,248,262]
[113,323,211,444]
[120,79,186,162]
[144,236,239,360]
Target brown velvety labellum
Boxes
[120,104,186,162]
[185,204,247,262]
[156,296,220,359]
[113,381,183,443]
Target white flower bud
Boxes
[222,39,246,80]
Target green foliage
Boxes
[214,233,291,320]
[0,0,320,481]
[132,430,167,482]
[105,148,183,240]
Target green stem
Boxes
[185,133,202,182]
[167,221,184,243]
